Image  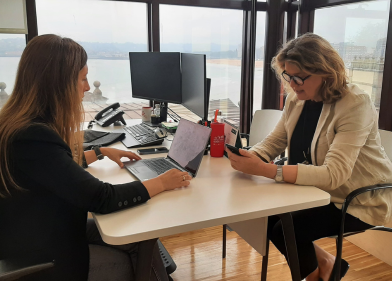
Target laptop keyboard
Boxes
[123,123,163,146]
[143,158,179,175]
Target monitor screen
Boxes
[181,53,207,120]
[129,52,182,104]
[206,78,211,120]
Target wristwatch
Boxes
[274,165,284,183]
[93,146,104,160]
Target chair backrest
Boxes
[249,109,282,146]
[379,129,392,160]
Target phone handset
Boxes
[93,102,127,127]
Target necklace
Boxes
[302,149,310,165]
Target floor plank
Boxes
[160,226,392,281]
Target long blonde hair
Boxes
[0,34,86,197]
[271,33,350,103]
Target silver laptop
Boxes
[124,118,211,181]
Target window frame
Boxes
[24,0,392,131]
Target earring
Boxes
[324,80,327,86]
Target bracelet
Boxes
[93,146,104,160]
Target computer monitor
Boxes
[181,53,209,121]
[129,52,182,104]
[206,78,211,120]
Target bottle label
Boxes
[212,135,224,145]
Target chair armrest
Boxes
[341,183,392,221]
[0,258,54,281]
[240,133,249,147]
[332,183,392,281]
[343,184,392,208]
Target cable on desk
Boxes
[167,107,181,122]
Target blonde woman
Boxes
[226,33,392,281]
[0,34,191,281]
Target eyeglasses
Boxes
[281,71,311,86]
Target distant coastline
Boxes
[0,55,264,68]
[207,58,264,68]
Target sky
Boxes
[34,0,245,48]
[314,1,390,49]
[0,0,390,51]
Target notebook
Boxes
[124,118,211,181]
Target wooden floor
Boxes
[160,226,392,281]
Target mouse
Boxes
[154,127,167,138]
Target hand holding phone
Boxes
[137,147,169,155]
[225,144,242,156]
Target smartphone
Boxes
[225,144,242,156]
[137,147,169,155]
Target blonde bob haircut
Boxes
[271,33,350,104]
[0,34,87,198]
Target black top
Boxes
[289,100,323,165]
[0,124,150,280]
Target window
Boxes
[314,1,390,111]
[36,0,149,120]
[160,5,243,124]
[0,33,26,108]
[253,12,266,113]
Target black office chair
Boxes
[329,183,392,281]
[257,183,392,281]
[260,130,392,280]
[157,239,177,276]
[0,257,54,281]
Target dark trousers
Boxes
[268,203,373,279]
[86,219,169,281]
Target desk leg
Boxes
[135,238,158,281]
[278,213,301,281]
[260,237,269,281]
[222,224,227,259]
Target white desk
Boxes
[86,120,330,280]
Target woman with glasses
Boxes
[226,33,392,281]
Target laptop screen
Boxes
[168,119,211,175]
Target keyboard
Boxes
[143,158,178,175]
[123,123,163,146]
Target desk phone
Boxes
[94,103,127,127]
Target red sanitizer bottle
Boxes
[210,121,225,157]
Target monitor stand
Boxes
[160,102,168,122]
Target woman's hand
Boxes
[142,169,192,197]
[100,147,141,168]
[226,148,265,176]
[158,169,192,191]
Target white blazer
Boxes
[250,84,392,226]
